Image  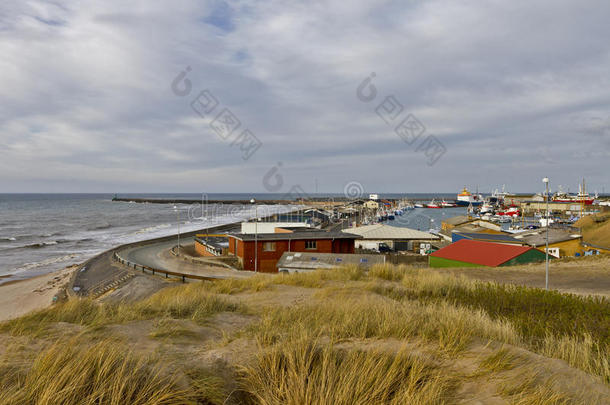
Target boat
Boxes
[414,203,424,208]
[425,199,441,208]
[480,202,494,214]
[496,207,520,217]
[456,187,483,206]
[552,180,595,205]
[441,200,457,208]
[387,214,395,220]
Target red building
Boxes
[226,230,361,272]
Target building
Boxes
[226,230,361,272]
[512,228,583,257]
[441,216,502,233]
[342,224,439,252]
[277,252,385,273]
[363,200,379,210]
[429,239,547,268]
[452,231,525,246]
[240,222,310,234]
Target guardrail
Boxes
[113,252,222,282]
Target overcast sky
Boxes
[1,0,609,195]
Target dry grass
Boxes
[0,339,193,405]
[478,347,519,373]
[1,262,608,403]
[541,333,610,384]
[364,267,610,383]
[1,283,241,336]
[250,294,520,356]
[240,337,452,405]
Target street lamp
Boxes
[250,198,258,273]
[173,205,181,253]
[542,177,550,290]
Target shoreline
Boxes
[0,265,75,322]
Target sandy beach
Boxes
[0,266,75,322]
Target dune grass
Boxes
[0,339,195,405]
[249,293,520,356]
[240,338,452,405]
[478,347,519,373]
[364,266,610,383]
[1,262,607,403]
[0,283,241,336]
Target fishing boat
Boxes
[441,200,457,208]
[414,203,424,208]
[425,199,442,208]
[496,207,520,217]
[456,187,483,206]
[552,179,595,205]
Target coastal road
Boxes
[120,237,193,271]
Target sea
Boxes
[0,193,463,285]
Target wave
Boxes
[22,241,59,249]
[132,223,172,235]
[87,223,112,231]
[11,253,81,273]
[0,237,17,241]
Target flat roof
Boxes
[513,229,582,246]
[454,231,524,244]
[342,224,438,240]
[228,230,361,241]
[277,252,385,269]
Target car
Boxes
[378,243,392,253]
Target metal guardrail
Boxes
[113,252,221,282]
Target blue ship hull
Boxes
[456,200,483,207]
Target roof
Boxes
[277,252,385,270]
[342,224,438,240]
[454,231,524,244]
[430,239,536,267]
[513,228,582,247]
[228,230,361,242]
[444,215,473,226]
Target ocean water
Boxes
[0,194,299,284]
[0,192,468,284]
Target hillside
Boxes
[1,264,609,404]
[575,212,610,248]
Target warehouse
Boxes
[342,224,439,252]
[429,239,546,268]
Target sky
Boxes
[1,0,609,195]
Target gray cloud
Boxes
[0,0,609,194]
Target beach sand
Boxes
[0,266,75,322]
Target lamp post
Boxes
[542,177,549,290]
[250,198,258,272]
[173,205,181,253]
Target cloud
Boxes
[0,0,609,193]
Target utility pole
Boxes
[542,177,549,290]
[173,205,181,252]
[250,198,258,272]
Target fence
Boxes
[113,252,222,282]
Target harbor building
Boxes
[429,239,547,268]
[224,230,361,272]
[342,224,439,252]
[513,228,583,258]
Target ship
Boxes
[551,179,596,205]
[456,187,483,206]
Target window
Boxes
[263,242,276,252]
[305,240,317,250]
